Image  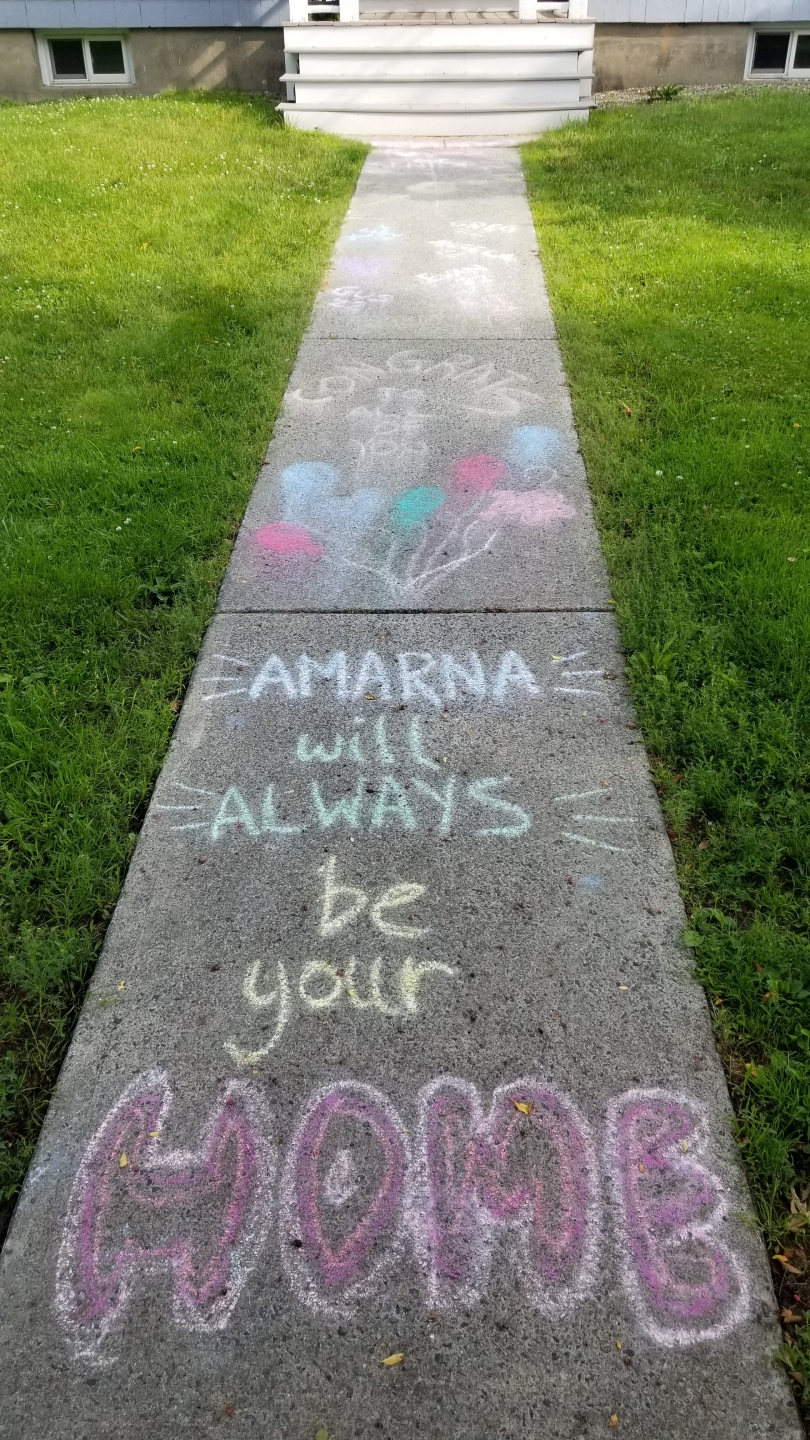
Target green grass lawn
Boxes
[0,93,365,1227]
[523,87,810,1398]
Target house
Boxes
[0,0,808,131]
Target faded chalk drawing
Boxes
[605,1089,749,1347]
[55,1071,275,1360]
[253,425,575,603]
[286,351,544,420]
[56,1076,750,1348]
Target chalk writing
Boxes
[408,1078,599,1315]
[200,648,540,707]
[55,1071,275,1359]
[57,1077,750,1351]
[281,1083,409,1313]
[606,1089,749,1347]
[225,956,456,1068]
[163,773,530,844]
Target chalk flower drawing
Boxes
[56,1076,749,1356]
[252,425,576,602]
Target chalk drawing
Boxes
[56,1077,751,1349]
[429,241,517,265]
[280,1082,410,1314]
[200,648,540,708]
[224,959,292,1067]
[415,265,518,320]
[554,785,638,857]
[605,1089,749,1346]
[254,425,575,602]
[55,1072,275,1359]
[345,226,401,243]
[409,1077,600,1315]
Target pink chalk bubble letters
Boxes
[606,1089,749,1347]
[281,1082,409,1315]
[56,1076,749,1357]
[55,1071,275,1359]
[410,1078,599,1315]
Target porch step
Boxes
[281,18,593,137]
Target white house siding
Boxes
[591,0,809,21]
[0,0,287,26]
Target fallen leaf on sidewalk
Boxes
[513,1101,533,1116]
[315,1428,329,1440]
[119,1152,128,1168]
[609,1414,619,1428]
[382,1353,404,1367]
[773,1254,803,1275]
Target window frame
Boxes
[36,32,134,88]
[747,26,810,79]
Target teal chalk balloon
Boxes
[392,486,446,529]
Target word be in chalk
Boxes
[57,1073,749,1359]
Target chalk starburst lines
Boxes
[56,1075,748,1358]
[253,425,576,602]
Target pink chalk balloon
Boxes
[450,454,507,495]
[480,489,576,528]
[254,522,324,559]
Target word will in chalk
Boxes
[57,1074,748,1359]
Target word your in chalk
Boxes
[57,1074,749,1360]
[225,858,454,1065]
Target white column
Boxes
[339,0,360,19]
[289,0,309,20]
[518,0,536,18]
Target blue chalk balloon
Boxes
[392,486,446,529]
[506,426,565,469]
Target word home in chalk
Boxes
[57,1072,750,1361]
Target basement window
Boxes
[37,33,133,86]
[749,29,810,76]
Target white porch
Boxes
[279,2,594,138]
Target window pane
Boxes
[88,39,126,75]
[49,38,86,78]
[752,32,790,70]
[794,33,810,69]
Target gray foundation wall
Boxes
[0,28,285,102]
[0,20,761,104]
[593,22,750,90]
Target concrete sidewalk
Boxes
[0,143,799,1439]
